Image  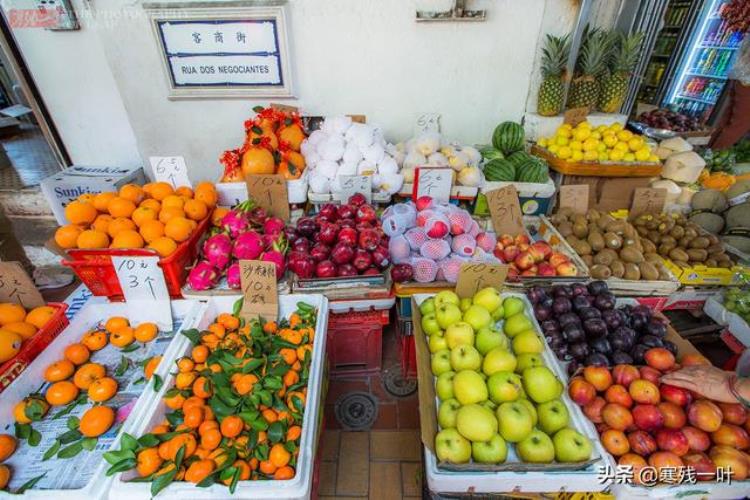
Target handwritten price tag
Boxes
[335,175,372,203]
[564,107,588,126]
[413,167,452,204]
[455,263,508,298]
[149,156,192,189]
[415,113,441,135]
[246,174,290,221]
[486,185,525,236]
[559,184,590,215]
[630,187,667,217]
[239,260,278,321]
[112,256,172,330]
[0,262,44,308]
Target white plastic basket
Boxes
[108,294,328,500]
[0,299,206,500]
[216,173,308,207]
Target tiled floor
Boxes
[0,123,60,190]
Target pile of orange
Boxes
[0,434,16,489]
[54,182,218,258]
[0,303,58,363]
[104,304,318,493]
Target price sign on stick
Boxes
[486,185,525,236]
[149,156,192,189]
[630,187,666,218]
[239,260,278,321]
[112,256,172,330]
[0,262,44,308]
[246,174,289,221]
[335,175,372,203]
[563,107,588,126]
[413,167,452,204]
[559,184,590,215]
[455,263,508,299]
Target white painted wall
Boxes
[1,0,140,168]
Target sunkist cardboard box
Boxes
[561,175,651,213]
[41,165,146,224]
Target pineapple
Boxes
[537,34,570,116]
[566,29,612,110]
[598,32,645,113]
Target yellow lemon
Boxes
[569,140,583,151]
[556,127,572,138]
[573,128,591,141]
[616,130,633,141]
[561,123,573,130]
[556,136,569,146]
[628,137,645,152]
[583,150,599,161]
[634,148,651,162]
[648,154,660,163]
[609,149,625,161]
[582,139,599,152]
[596,143,607,152]
[609,122,624,131]
[548,144,560,154]
[623,152,636,162]
[614,142,629,152]
[577,121,592,129]
[571,150,584,161]
[537,138,548,147]
[596,125,608,132]
[603,135,618,147]
[557,146,572,159]
[598,151,609,161]
[590,131,602,140]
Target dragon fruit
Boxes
[451,234,477,257]
[221,199,255,238]
[233,231,264,260]
[261,250,286,279]
[226,261,241,289]
[202,233,233,270]
[263,217,285,236]
[187,261,220,291]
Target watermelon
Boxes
[483,158,516,182]
[492,122,525,155]
[480,146,504,162]
[507,151,533,168]
[516,157,549,183]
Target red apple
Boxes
[719,403,748,426]
[596,423,611,434]
[514,251,535,271]
[632,404,665,432]
[628,430,658,456]
[514,234,530,246]
[644,347,676,371]
[688,399,724,433]
[682,426,711,452]
[658,401,687,429]
[605,384,633,408]
[601,429,630,456]
[507,267,519,279]
[656,428,690,456]
[583,397,606,424]
[499,234,514,247]
[710,445,750,480]
[629,379,660,405]
[548,252,569,268]
[649,451,684,474]
[612,365,640,388]
[683,452,716,480]
[520,267,538,276]
[518,243,530,252]
[680,353,711,366]
[660,384,693,407]
[555,262,578,276]
[584,366,613,392]
[502,245,520,263]
[639,366,662,385]
[568,377,597,406]
[711,424,750,450]
[529,241,552,262]
[619,453,648,484]
[602,403,634,431]
[536,262,556,277]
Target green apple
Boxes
[515,353,544,373]
[456,404,498,442]
[429,332,449,353]
[450,345,482,372]
[537,399,570,435]
[435,290,460,308]
[480,399,497,411]
[445,322,474,349]
[482,347,517,376]
[452,370,488,405]
[419,297,436,315]
[496,401,533,443]
[431,350,452,376]
[522,366,562,404]
[436,371,456,400]
[437,398,461,428]
[491,305,505,321]
[516,398,537,427]
[473,287,502,314]
[503,313,532,338]
[516,429,555,463]
[435,428,471,463]
[472,434,507,464]
[459,297,473,312]
[487,371,522,403]
[511,331,544,355]
[463,305,492,331]
[421,313,442,336]
[502,296,525,317]
[436,303,463,330]
[475,327,508,355]
[553,428,592,463]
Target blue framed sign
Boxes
[146,5,293,99]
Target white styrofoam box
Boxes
[0,299,206,499]
[523,112,628,141]
[705,296,750,348]
[109,294,329,500]
[41,165,146,224]
[216,173,308,207]
[413,293,610,493]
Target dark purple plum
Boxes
[594,293,616,311]
[572,295,591,311]
[611,351,634,365]
[571,283,589,297]
[551,285,573,298]
[552,344,569,360]
[569,342,590,360]
[583,318,607,339]
[645,320,667,338]
[631,344,650,364]
[586,353,611,367]
[552,297,572,315]
[631,313,648,332]
[590,336,612,354]
[563,324,586,343]
[578,307,602,321]
[540,297,554,309]
[567,360,582,377]
[533,303,551,322]
[587,280,609,296]
[640,334,663,348]
[609,333,631,353]
[631,305,653,319]
[558,312,581,329]
[662,340,678,356]
[526,286,548,305]
[602,309,623,330]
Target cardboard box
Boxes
[41,165,145,224]
[560,175,651,213]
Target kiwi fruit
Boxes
[669,225,685,239]
[573,223,589,239]
[593,249,618,266]
[647,230,662,244]
[706,258,718,267]
[572,240,592,256]
[572,214,587,226]
[679,236,693,248]
[638,261,659,281]
[644,253,662,264]
[610,260,625,278]
[684,227,698,239]
[641,239,657,254]
[620,247,645,264]
[597,214,615,231]
[581,254,594,267]
[668,248,690,262]
[590,264,612,280]
[604,232,622,250]
[687,249,708,262]
[557,221,573,238]
[623,263,641,280]
[587,232,605,252]
[689,237,710,249]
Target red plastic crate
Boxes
[400,334,417,379]
[0,302,69,393]
[326,309,388,378]
[62,216,210,300]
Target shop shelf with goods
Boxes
[107,294,328,500]
[0,298,205,499]
[704,287,750,348]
